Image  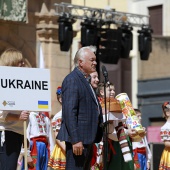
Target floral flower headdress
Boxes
[163,102,170,109]
[56,86,62,95]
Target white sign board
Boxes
[0,66,51,111]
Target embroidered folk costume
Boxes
[100,98,134,170]
[48,110,66,169]
[133,136,152,170]
[159,101,170,170]
[104,112,134,170]
[159,121,170,170]
[22,111,54,170]
[48,86,66,169]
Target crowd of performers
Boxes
[0,49,169,170]
[89,72,152,170]
[16,72,170,170]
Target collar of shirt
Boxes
[77,67,91,83]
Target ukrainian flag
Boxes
[38,101,48,109]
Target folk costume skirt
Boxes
[21,139,48,170]
[48,143,66,170]
[133,147,147,170]
[159,147,170,170]
[107,139,134,170]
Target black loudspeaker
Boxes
[58,17,73,51]
[138,27,153,60]
[81,20,99,47]
[150,143,164,170]
[98,28,122,64]
[121,25,133,58]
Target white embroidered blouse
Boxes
[51,110,62,131]
[160,121,170,141]
[27,111,54,152]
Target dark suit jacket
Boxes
[57,67,103,144]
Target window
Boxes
[148,5,162,36]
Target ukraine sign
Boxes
[0,66,51,111]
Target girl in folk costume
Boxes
[159,102,170,170]
[89,71,103,170]
[132,109,152,170]
[21,111,54,170]
[97,82,136,170]
[48,86,66,169]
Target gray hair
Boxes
[74,46,97,67]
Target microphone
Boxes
[101,65,110,85]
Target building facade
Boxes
[1,0,169,127]
[0,0,73,116]
[128,0,170,130]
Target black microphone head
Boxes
[101,65,108,77]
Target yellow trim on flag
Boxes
[38,105,48,109]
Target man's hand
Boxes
[19,111,30,121]
[72,142,84,156]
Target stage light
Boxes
[58,16,73,51]
[120,24,133,59]
[81,19,99,47]
[138,26,153,60]
[97,28,122,64]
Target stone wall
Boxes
[0,0,72,116]
[138,37,170,80]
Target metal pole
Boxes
[24,121,28,170]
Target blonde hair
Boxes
[0,48,24,66]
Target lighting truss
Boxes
[54,2,149,27]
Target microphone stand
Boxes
[102,76,109,170]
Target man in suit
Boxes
[57,46,103,170]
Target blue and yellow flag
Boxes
[38,101,48,109]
